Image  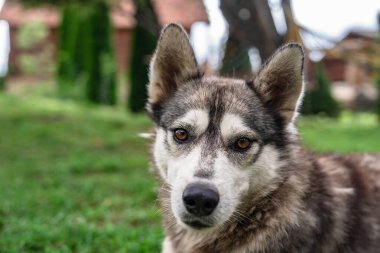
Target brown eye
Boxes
[234,138,252,150]
[174,129,189,142]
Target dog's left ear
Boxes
[147,23,199,121]
[253,44,304,124]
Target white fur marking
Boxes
[154,128,170,180]
[138,132,154,139]
[333,187,355,195]
[173,109,209,134]
[249,145,282,190]
[169,146,203,222]
[220,113,253,139]
[161,237,175,253]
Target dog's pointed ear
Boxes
[147,23,199,121]
[253,44,304,124]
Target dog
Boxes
[145,23,380,253]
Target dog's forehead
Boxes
[191,76,254,111]
[161,76,266,127]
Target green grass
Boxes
[0,94,161,253]
[0,93,379,252]
[299,112,380,153]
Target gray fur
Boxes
[146,23,380,253]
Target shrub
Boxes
[16,21,48,50]
[376,77,380,121]
[220,35,253,78]
[0,76,5,90]
[16,21,54,76]
[376,13,380,121]
[57,4,83,96]
[127,0,158,112]
[84,1,116,105]
[57,2,117,104]
[302,62,340,117]
[128,24,157,112]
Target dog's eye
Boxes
[174,129,189,142]
[234,138,252,151]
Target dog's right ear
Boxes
[146,23,199,122]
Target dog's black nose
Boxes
[182,184,219,216]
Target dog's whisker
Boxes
[138,132,154,139]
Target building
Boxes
[0,0,208,77]
[323,31,378,84]
[322,30,379,108]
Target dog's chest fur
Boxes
[157,152,380,253]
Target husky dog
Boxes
[146,23,380,253]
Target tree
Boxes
[220,0,282,60]
[57,4,83,97]
[0,76,5,91]
[376,77,380,121]
[302,62,340,117]
[127,0,160,112]
[84,1,117,105]
[219,0,299,77]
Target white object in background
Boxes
[190,22,209,66]
[0,20,10,77]
[0,0,5,11]
[189,0,228,71]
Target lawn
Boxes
[299,112,380,153]
[0,93,379,253]
[0,95,160,253]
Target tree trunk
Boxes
[220,0,283,62]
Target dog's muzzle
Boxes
[182,183,219,217]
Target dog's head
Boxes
[147,24,304,230]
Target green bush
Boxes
[19,47,55,75]
[0,76,5,90]
[220,35,252,78]
[16,21,48,50]
[16,21,54,76]
[376,14,380,121]
[127,0,159,112]
[302,62,340,117]
[56,2,117,105]
[376,78,380,121]
[128,23,157,112]
[57,4,83,96]
[85,1,117,105]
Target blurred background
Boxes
[0,0,379,252]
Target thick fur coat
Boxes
[146,23,380,253]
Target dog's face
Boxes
[147,24,304,230]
